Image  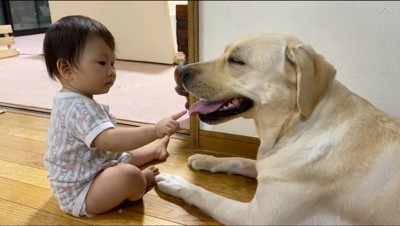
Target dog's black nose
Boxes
[174,65,190,110]
[179,65,192,83]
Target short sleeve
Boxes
[69,98,115,148]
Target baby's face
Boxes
[68,35,116,98]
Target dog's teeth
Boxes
[220,102,236,111]
[218,98,244,111]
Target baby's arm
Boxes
[92,110,186,152]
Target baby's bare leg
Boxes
[85,164,159,215]
[128,135,170,167]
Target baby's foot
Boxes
[155,136,170,161]
[143,165,159,189]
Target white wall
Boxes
[198,1,400,137]
[168,1,187,14]
[49,1,177,64]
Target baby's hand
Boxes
[155,110,187,138]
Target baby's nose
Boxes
[108,67,116,77]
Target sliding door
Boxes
[1,0,51,36]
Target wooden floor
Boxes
[0,110,256,225]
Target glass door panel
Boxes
[2,0,51,36]
[0,3,5,25]
[10,1,50,30]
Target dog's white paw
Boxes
[155,173,191,199]
[188,154,220,173]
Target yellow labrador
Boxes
[156,33,400,225]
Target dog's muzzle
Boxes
[174,65,253,124]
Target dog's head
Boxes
[176,33,336,124]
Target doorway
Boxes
[1,0,51,36]
[0,1,195,137]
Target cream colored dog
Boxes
[156,33,400,225]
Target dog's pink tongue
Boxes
[189,100,227,116]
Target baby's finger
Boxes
[169,124,179,134]
[171,110,187,120]
[166,128,174,136]
[171,120,180,129]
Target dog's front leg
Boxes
[156,173,254,225]
[188,154,257,178]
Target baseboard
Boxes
[0,102,51,114]
[198,130,259,159]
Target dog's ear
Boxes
[286,44,336,118]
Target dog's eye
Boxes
[228,57,246,66]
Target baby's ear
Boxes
[56,59,73,79]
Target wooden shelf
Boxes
[0,25,19,59]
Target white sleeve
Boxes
[69,98,116,148]
[84,121,115,148]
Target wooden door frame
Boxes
[187,2,259,158]
[187,1,199,148]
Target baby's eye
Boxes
[98,61,106,66]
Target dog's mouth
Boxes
[188,97,253,124]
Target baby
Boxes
[43,15,186,217]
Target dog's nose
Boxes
[179,65,192,83]
[174,65,190,110]
[174,65,186,90]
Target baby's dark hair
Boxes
[43,15,115,80]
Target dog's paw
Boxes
[155,173,191,199]
[188,154,220,173]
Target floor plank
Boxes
[0,199,91,225]
[0,110,257,225]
